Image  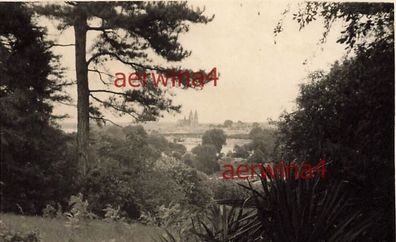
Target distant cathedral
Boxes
[177,110,198,127]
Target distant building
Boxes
[193,110,198,126]
[177,110,199,127]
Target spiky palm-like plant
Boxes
[238,173,375,242]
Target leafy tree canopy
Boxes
[191,144,220,175]
[276,35,394,242]
[202,129,226,154]
[275,2,393,49]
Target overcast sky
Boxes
[49,0,349,124]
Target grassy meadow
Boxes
[0,213,159,242]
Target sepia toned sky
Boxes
[48,0,350,124]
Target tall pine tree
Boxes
[36,2,213,175]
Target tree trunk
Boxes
[74,14,89,176]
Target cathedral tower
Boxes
[193,110,198,126]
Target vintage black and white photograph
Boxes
[0,1,394,241]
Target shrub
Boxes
[191,204,259,242]
[193,166,375,242]
[1,128,78,215]
[64,193,97,228]
[133,170,186,216]
[211,176,375,242]
[80,167,140,219]
[103,204,125,222]
[155,157,214,209]
[42,203,62,219]
[209,179,250,201]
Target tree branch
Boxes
[52,43,75,47]
[89,89,128,96]
[87,26,111,31]
[45,43,75,50]
[89,93,138,119]
[86,51,164,72]
[65,1,77,6]
[88,69,113,85]
[89,115,121,127]
[57,100,77,107]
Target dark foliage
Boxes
[80,167,141,219]
[0,3,76,215]
[193,175,373,242]
[191,144,220,175]
[191,204,260,242]
[276,39,394,241]
[240,176,372,242]
[274,3,395,240]
[231,127,276,162]
[202,129,227,154]
[275,2,393,49]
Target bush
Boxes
[80,164,189,221]
[155,157,214,209]
[1,128,78,215]
[209,179,250,201]
[133,169,186,216]
[80,167,140,219]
